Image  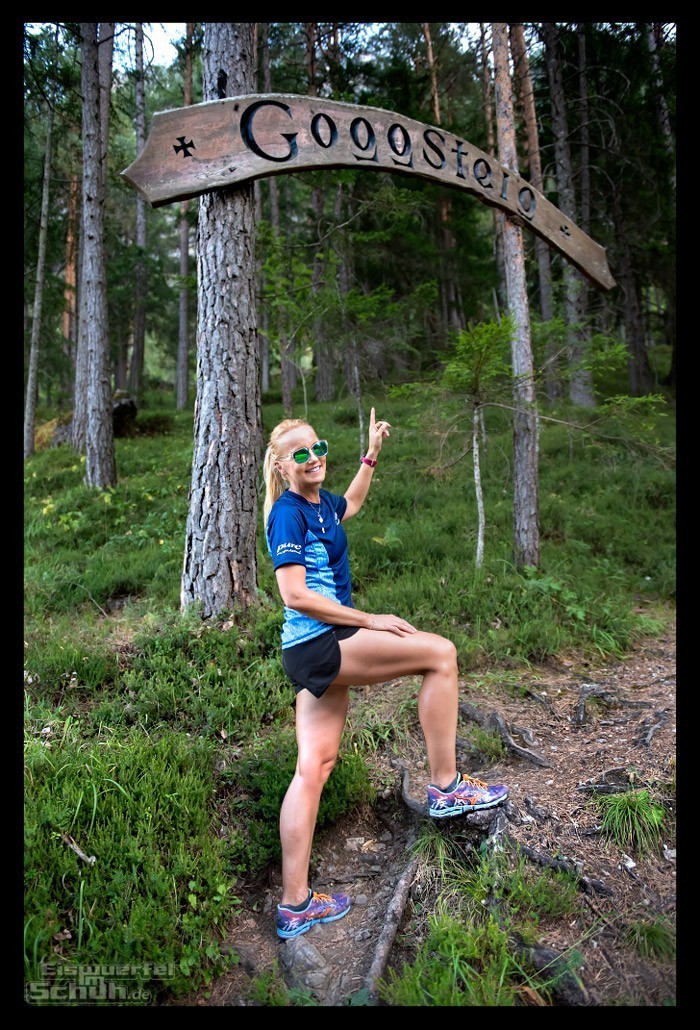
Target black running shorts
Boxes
[281,626,360,698]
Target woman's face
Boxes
[275,426,327,495]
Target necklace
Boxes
[305,496,325,532]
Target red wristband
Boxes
[361,456,377,467]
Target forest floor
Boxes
[170,618,677,1008]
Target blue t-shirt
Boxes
[266,488,352,648]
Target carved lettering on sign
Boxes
[122,93,615,290]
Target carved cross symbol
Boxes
[559,224,571,237]
[173,136,196,158]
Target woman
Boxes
[263,407,508,940]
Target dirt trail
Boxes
[172,623,677,1007]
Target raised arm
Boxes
[343,407,391,520]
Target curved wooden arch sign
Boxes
[122,93,615,291]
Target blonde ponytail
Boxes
[262,418,314,527]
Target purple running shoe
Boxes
[427,773,509,818]
[276,890,351,940]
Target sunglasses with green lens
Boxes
[284,439,329,464]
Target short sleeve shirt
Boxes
[266,488,353,648]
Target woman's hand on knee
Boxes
[368,614,417,637]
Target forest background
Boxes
[23,22,676,1007]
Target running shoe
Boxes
[427,773,509,818]
[276,890,351,939]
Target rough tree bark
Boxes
[24,100,54,459]
[75,22,116,488]
[479,23,506,313]
[127,23,147,402]
[509,23,559,401]
[646,23,676,390]
[256,23,272,396]
[304,22,335,403]
[181,23,262,618]
[493,22,539,569]
[646,24,675,191]
[423,22,464,333]
[614,200,654,397]
[62,175,79,399]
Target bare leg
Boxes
[279,682,350,906]
[333,629,459,789]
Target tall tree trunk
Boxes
[280,330,295,415]
[423,23,464,333]
[613,193,654,396]
[254,181,269,394]
[509,23,559,400]
[472,403,486,568]
[647,24,675,190]
[62,174,80,401]
[256,23,271,395]
[71,22,113,453]
[113,329,128,390]
[128,23,147,402]
[306,23,334,401]
[24,102,54,459]
[542,22,595,409]
[576,25,591,238]
[336,183,361,415]
[273,25,302,412]
[78,22,116,487]
[646,24,676,388]
[480,24,506,313]
[181,23,261,618]
[311,185,335,401]
[98,22,114,162]
[176,22,195,410]
[574,24,593,386]
[493,22,539,569]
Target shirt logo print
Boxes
[276,542,302,556]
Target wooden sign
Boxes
[122,93,616,291]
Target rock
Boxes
[279,936,331,997]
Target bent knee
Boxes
[432,635,458,675]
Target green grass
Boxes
[623,916,676,961]
[24,718,237,997]
[592,789,668,856]
[24,385,675,1002]
[381,827,584,1006]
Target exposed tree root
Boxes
[634,708,669,746]
[459,700,550,767]
[395,765,595,1005]
[572,682,654,726]
[364,855,420,1004]
[508,837,613,896]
